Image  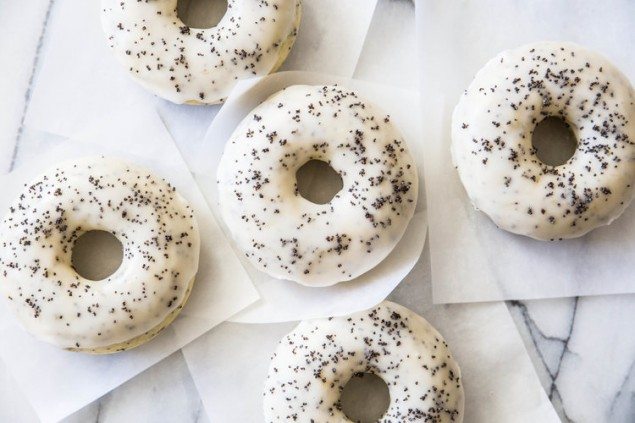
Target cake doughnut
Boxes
[101,0,302,104]
[217,85,418,286]
[452,41,635,241]
[0,157,200,353]
[263,301,464,422]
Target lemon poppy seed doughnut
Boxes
[101,0,302,104]
[0,157,200,353]
[263,301,464,422]
[452,41,635,241]
[217,85,418,286]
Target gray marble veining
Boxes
[509,296,635,422]
[0,1,53,173]
[508,298,579,420]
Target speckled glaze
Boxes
[263,301,464,422]
[217,85,418,286]
[0,157,200,353]
[452,41,635,241]
[100,0,302,104]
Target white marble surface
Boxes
[0,1,633,422]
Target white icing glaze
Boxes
[0,157,200,352]
[217,85,418,286]
[100,0,301,104]
[263,301,464,422]
[452,41,635,241]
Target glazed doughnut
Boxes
[263,301,464,422]
[217,85,418,286]
[0,157,200,353]
[452,41,635,241]
[101,0,302,104]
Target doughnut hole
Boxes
[177,0,228,29]
[340,373,390,422]
[296,159,343,204]
[531,116,577,167]
[71,230,123,281]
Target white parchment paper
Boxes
[182,246,560,422]
[0,108,258,423]
[25,0,378,171]
[417,0,635,303]
[188,71,427,323]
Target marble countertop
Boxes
[0,1,633,422]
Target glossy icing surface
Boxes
[452,42,635,240]
[101,0,302,104]
[217,85,418,286]
[263,301,464,422]
[0,157,200,352]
